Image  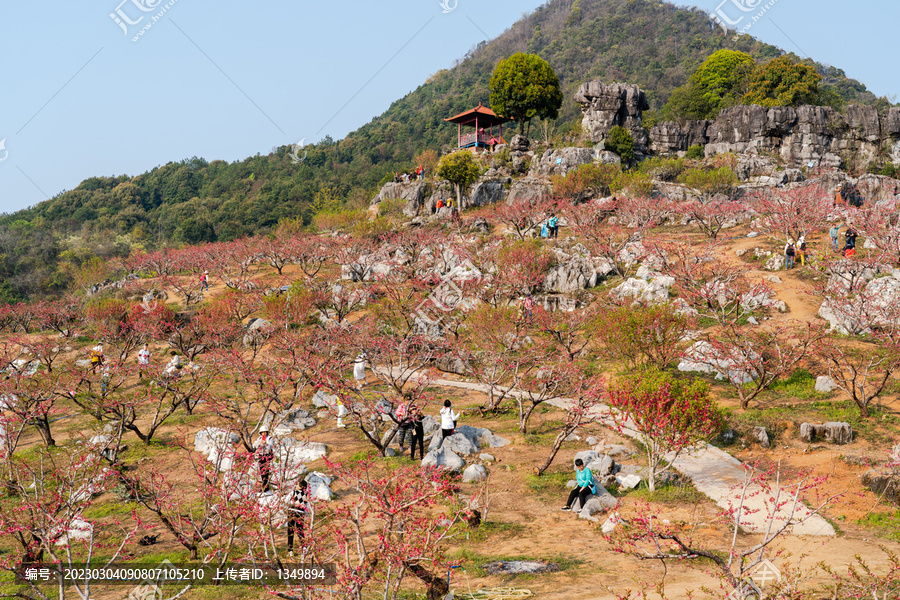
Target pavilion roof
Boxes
[444,103,511,127]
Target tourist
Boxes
[409,405,425,461]
[396,400,414,452]
[562,458,596,511]
[548,212,559,239]
[164,351,183,379]
[200,270,209,292]
[784,240,795,270]
[439,400,459,442]
[845,227,857,249]
[137,344,151,380]
[436,198,444,211]
[353,353,367,389]
[286,479,310,555]
[90,343,104,374]
[830,223,841,253]
[797,236,807,267]
[255,425,275,493]
[522,293,535,321]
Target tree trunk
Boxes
[404,562,449,600]
[35,417,55,447]
[535,429,569,476]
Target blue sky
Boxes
[0,0,896,215]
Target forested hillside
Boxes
[0,0,887,302]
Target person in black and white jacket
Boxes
[287,479,310,554]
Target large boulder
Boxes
[530,147,594,177]
[799,422,852,445]
[468,180,506,208]
[371,181,430,217]
[574,82,650,148]
[815,376,837,393]
[421,447,465,471]
[506,177,552,205]
[268,408,316,435]
[609,276,673,305]
[306,471,334,501]
[677,341,756,385]
[462,464,488,483]
[542,256,598,294]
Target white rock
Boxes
[601,512,622,534]
[479,453,495,462]
[615,473,642,490]
[815,376,837,393]
[422,448,465,472]
[462,464,487,483]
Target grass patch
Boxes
[766,369,824,401]
[627,479,708,506]
[347,448,378,462]
[857,511,900,542]
[448,549,584,579]
[82,501,138,519]
[526,471,571,496]
[467,520,526,543]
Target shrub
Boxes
[685,144,705,160]
[550,163,621,201]
[604,126,635,163]
[638,156,686,182]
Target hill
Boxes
[0,0,889,301]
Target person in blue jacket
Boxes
[562,458,596,511]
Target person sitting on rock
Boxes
[562,458,596,511]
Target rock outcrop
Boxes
[574,82,650,149]
[575,82,900,169]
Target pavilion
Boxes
[444,103,510,150]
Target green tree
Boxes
[692,49,755,113]
[661,49,755,121]
[743,55,822,108]
[489,53,563,136]
[604,126,635,164]
[436,151,483,206]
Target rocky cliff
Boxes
[575,81,900,169]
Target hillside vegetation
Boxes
[0,0,889,302]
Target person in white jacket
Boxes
[439,400,459,442]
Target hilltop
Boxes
[0,0,890,302]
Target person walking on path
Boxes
[200,271,209,292]
[409,406,425,461]
[137,344,151,380]
[797,236,807,267]
[548,213,559,239]
[286,479,309,555]
[255,425,275,492]
[562,458,596,511]
[439,400,459,442]
[353,353,367,389]
[784,240,796,270]
[830,224,841,253]
[522,294,535,321]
